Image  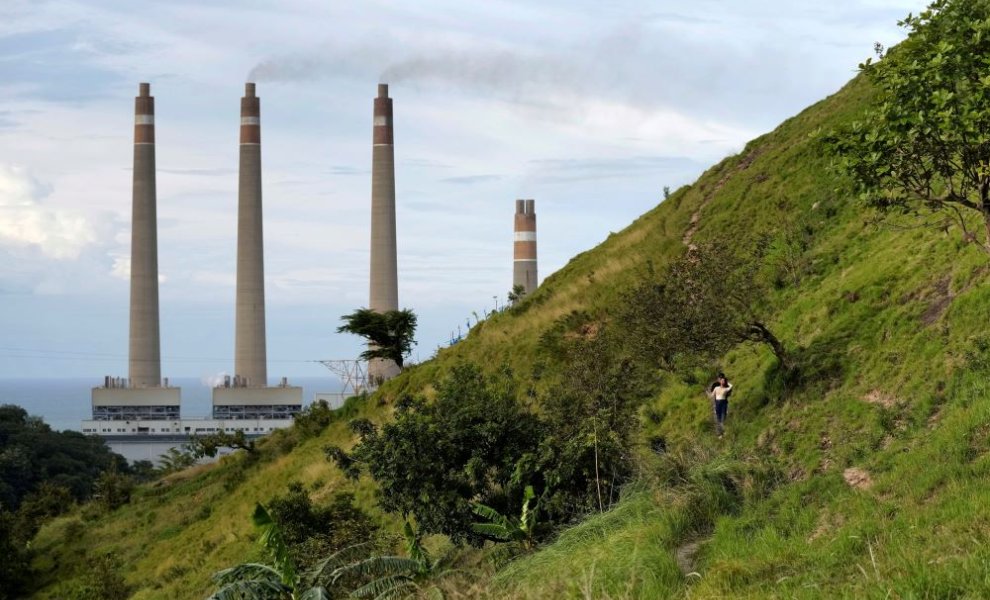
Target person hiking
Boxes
[706,373,733,437]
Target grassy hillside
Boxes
[30,68,990,598]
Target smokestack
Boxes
[513,199,538,296]
[128,82,162,388]
[234,82,267,387]
[369,83,400,382]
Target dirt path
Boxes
[682,147,764,249]
[674,537,707,578]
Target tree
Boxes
[622,243,787,368]
[663,186,671,200]
[507,283,526,305]
[327,364,543,544]
[190,430,256,459]
[208,504,359,600]
[158,446,197,475]
[337,308,417,368]
[266,484,380,572]
[825,0,990,255]
[529,330,642,517]
[0,404,129,510]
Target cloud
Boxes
[440,174,503,185]
[527,155,705,184]
[108,255,166,283]
[0,164,96,259]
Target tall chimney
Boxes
[513,199,538,296]
[234,82,267,387]
[128,82,162,388]
[369,83,400,381]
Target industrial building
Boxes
[368,83,401,382]
[211,82,302,416]
[88,82,182,425]
[84,83,301,458]
[513,199,538,295]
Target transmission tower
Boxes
[315,360,373,396]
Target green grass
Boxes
[29,70,990,598]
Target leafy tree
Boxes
[327,364,542,544]
[825,0,990,254]
[663,185,671,200]
[622,242,787,368]
[190,430,257,459]
[92,464,134,512]
[528,331,641,517]
[67,552,131,600]
[158,446,197,474]
[0,404,129,509]
[0,509,30,600]
[14,482,73,541]
[337,308,418,368]
[266,483,380,572]
[507,283,526,305]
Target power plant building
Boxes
[368,83,401,382]
[90,82,181,422]
[211,82,302,418]
[513,199,538,295]
[84,83,300,459]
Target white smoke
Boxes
[202,372,230,388]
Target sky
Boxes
[0,0,929,381]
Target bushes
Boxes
[329,355,642,545]
[266,482,382,570]
[330,364,542,545]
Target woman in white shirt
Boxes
[706,373,733,438]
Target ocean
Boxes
[0,376,343,432]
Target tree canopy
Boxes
[336,308,417,368]
[826,0,990,254]
[621,242,786,369]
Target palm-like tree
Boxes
[207,504,361,600]
[329,522,461,600]
[471,485,540,551]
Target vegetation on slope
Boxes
[28,4,990,596]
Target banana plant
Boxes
[470,485,540,551]
[330,522,461,600]
[207,504,362,600]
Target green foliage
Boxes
[93,464,134,512]
[336,364,542,544]
[266,483,380,571]
[158,445,198,474]
[190,430,257,459]
[334,355,641,545]
[825,0,990,253]
[66,552,132,600]
[528,332,641,518]
[337,308,418,368]
[471,485,540,552]
[0,509,30,600]
[13,481,73,540]
[508,283,526,305]
[0,404,128,509]
[209,503,340,600]
[330,521,461,599]
[621,242,787,369]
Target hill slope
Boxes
[30,71,990,599]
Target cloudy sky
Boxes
[0,0,927,380]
